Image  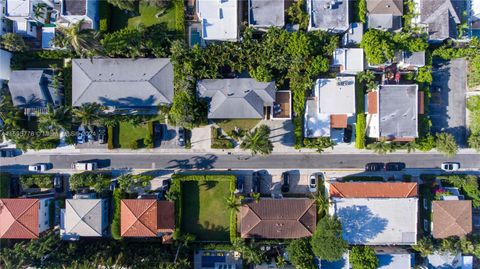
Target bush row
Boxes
[211,126,234,149]
[20,174,54,189]
[173,0,185,34]
[107,126,114,150]
[355,114,366,149]
[111,189,125,240]
[69,172,112,193]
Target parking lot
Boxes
[430,59,467,146]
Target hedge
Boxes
[342,176,384,182]
[20,174,54,189]
[293,116,303,149]
[111,189,125,240]
[229,210,237,243]
[98,0,110,32]
[108,126,114,150]
[211,126,234,149]
[173,0,185,34]
[355,114,366,149]
[144,121,154,149]
[69,172,111,192]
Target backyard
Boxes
[181,179,231,241]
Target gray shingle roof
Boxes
[378,84,418,139]
[308,0,350,32]
[368,14,402,31]
[62,0,86,15]
[72,58,174,107]
[197,79,276,119]
[248,0,285,27]
[65,199,107,237]
[420,0,466,41]
[8,70,56,108]
[367,0,403,15]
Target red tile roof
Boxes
[121,200,175,237]
[0,199,39,239]
[418,91,424,114]
[240,199,316,239]
[329,182,418,198]
[432,200,472,239]
[368,92,378,114]
[330,114,348,128]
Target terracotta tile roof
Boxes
[329,182,418,198]
[418,91,424,114]
[240,199,316,239]
[330,114,348,128]
[432,200,472,239]
[0,199,39,239]
[121,200,175,237]
[368,91,378,114]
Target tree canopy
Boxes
[287,237,315,269]
[349,246,379,269]
[310,216,348,262]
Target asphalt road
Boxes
[1,153,479,171]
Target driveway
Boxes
[259,120,295,152]
[157,124,181,149]
[430,59,467,146]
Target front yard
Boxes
[215,119,260,136]
[118,122,149,149]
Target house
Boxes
[0,0,8,35]
[307,0,350,32]
[239,198,316,239]
[0,198,53,239]
[248,0,284,29]
[418,0,468,42]
[196,0,238,41]
[395,50,426,70]
[197,78,276,119]
[5,0,39,37]
[427,252,472,269]
[121,199,174,241]
[367,0,403,31]
[377,253,413,269]
[366,84,422,141]
[327,182,418,245]
[432,200,472,239]
[8,70,62,112]
[304,77,355,141]
[0,49,12,82]
[72,58,174,114]
[62,197,108,240]
[56,0,99,30]
[332,48,365,74]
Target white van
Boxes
[72,162,97,171]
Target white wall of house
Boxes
[38,197,53,233]
[0,49,12,81]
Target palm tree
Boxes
[225,195,241,212]
[357,70,375,83]
[73,103,103,127]
[56,19,100,56]
[368,139,395,155]
[33,3,47,19]
[100,116,119,128]
[38,105,71,132]
[311,193,330,216]
[412,237,434,257]
[403,141,417,153]
[240,124,273,156]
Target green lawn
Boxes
[118,122,148,148]
[109,3,178,31]
[216,119,261,135]
[181,180,231,241]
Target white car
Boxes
[441,162,460,172]
[309,174,317,193]
[28,163,48,172]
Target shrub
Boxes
[229,210,237,243]
[173,0,185,33]
[468,133,480,151]
[107,126,114,150]
[20,174,54,189]
[355,114,366,149]
[303,137,335,153]
[356,0,367,23]
[350,246,379,269]
[144,121,154,149]
[294,116,303,149]
[211,126,234,149]
[287,238,315,269]
[129,140,140,150]
[416,134,435,151]
[435,132,458,157]
[111,189,126,240]
[438,175,480,207]
[69,172,111,192]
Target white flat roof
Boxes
[6,0,30,17]
[317,77,356,114]
[332,197,418,245]
[377,253,412,269]
[198,0,238,41]
[42,27,55,49]
[333,48,364,74]
[305,99,330,137]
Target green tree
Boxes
[360,30,395,65]
[310,215,348,262]
[232,239,264,264]
[55,19,99,57]
[357,0,367,23]
[439,237,460,254]
[73,103,103,127]
[311,193,329,216]
[286,0,309,30]
[412,237,434,257]
[368,139,396,155]
[286,238,315,269]
[435,132,458,157]
[38,105,72,132]
[403,141,417,153]
[350,246,378,269]
[468,133,480,151]
[416,66,433,84]
[0,33,27,52]
[240,124,273,155]
[225,195,241,212]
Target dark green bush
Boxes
[211,126,234,149]
[129,140,140,150]
[355,114,366,149]
[20,174,54,189]
[69,172,111,192]
[111,189,126,240]
[107,126,114,150]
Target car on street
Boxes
[309,174,317,193]
[365,162,385,172]
[235,177,244,194]
[77,126,85,144]
[251,171,262,193]
[441,162,460,172]
[385,162,406,171]
[177,127,185,147]
[0,149,16,158]
[72,161,97,171]
[281,172,290,192]
[97,127,107,144]
[28,163,49,172]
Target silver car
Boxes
[441,162,460,172]
[309,174,317,193]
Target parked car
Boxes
[0,149,16,158]
[365,162,385,172]
[177,127,185,147]
[441,162,460,172]
[162,179,171,192]
[97,127,107,144]
[153,122,164,140]
[343,125,353,143]
[309,174,317,193]
[281,172,290,193]
[54,175,63,192]
[77,126,85,144]
[235,177,244,194]
[251,171,262,193]
[28,163,49,172]
[72,161,97,171]
[385,162,406,171]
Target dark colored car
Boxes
[365,162,385,172]
[154,123,164,140]
[177,127,185,147]
[343,125,353,143]
[251,171,262,193]
[281,172,290,193]
[235,177,244,194]
[54,175,63,192]
[162,179,171,192]
[97,127,107,144]
[385,162,406,171]
[0,149,16,157]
